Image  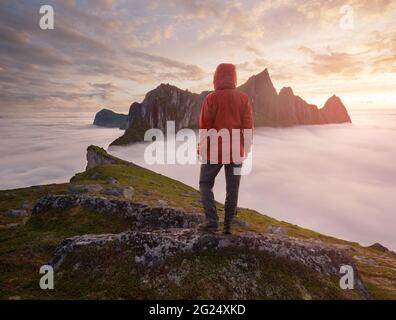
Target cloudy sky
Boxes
[0,0,395,111]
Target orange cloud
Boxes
[299,47,365,77]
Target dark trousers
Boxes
[199,163,242,227]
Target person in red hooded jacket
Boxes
[198,63,253,234]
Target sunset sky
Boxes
[0,0,395,112]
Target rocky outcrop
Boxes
[32,194,202,230]
[103,186,134,200]
[238,69,279,126]
[93,108,128,129]
[86,145,132,170]
[68,182,135,200]
[273,86,321,126]
[368,243,396,256]
[110,68,352,146]
[48,227,369,298]
[4,209,29,217]
[111,84,208,145]
[49,228,347,271]
[68,183,103,194]
[320,95,352,124]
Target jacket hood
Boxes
[213,63,237,90]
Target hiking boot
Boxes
[198,222,218,232]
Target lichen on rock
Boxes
[32,194,202,230]
[49,227,370,298]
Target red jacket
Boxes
[199,63,254,164]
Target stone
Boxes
[6,209,28,217]
[87,185,104,193]
[122,187,134,200]
[48,228,369,298]
[157,200,168,207]
[68,184,103,194]
[266,224,288,236]
[68,184,82,194]
[180,192,196,197]
[104,186,134,200]
[21,201,32,210]
[235,219,252,229]
[107,177,119,185]
[86,145,132,170]
[32,194,201,230]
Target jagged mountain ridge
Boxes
[109,68,351,145]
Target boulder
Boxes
[266,224,288,236]
[107,177,119,186]
[157,200,168,207]
[104,186,134,200]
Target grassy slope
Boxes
[0,163,395,299]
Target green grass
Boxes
[71,164,203,211]
[0,206,129,299]
[0,184,68,214]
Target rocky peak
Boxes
[251,68,271,84]
[325,94,342,105]
[156,83,179,93]
[86,145,131,170]
[279,86,294,97]
[146,83,192,99]
[259,67,269,77]
[239,68,277,96]
[320,94,352,123]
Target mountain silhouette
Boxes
[109,68,351,146]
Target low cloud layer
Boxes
[0,110,121,189]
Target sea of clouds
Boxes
[0,110,121,189]
[0,109,395,250]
